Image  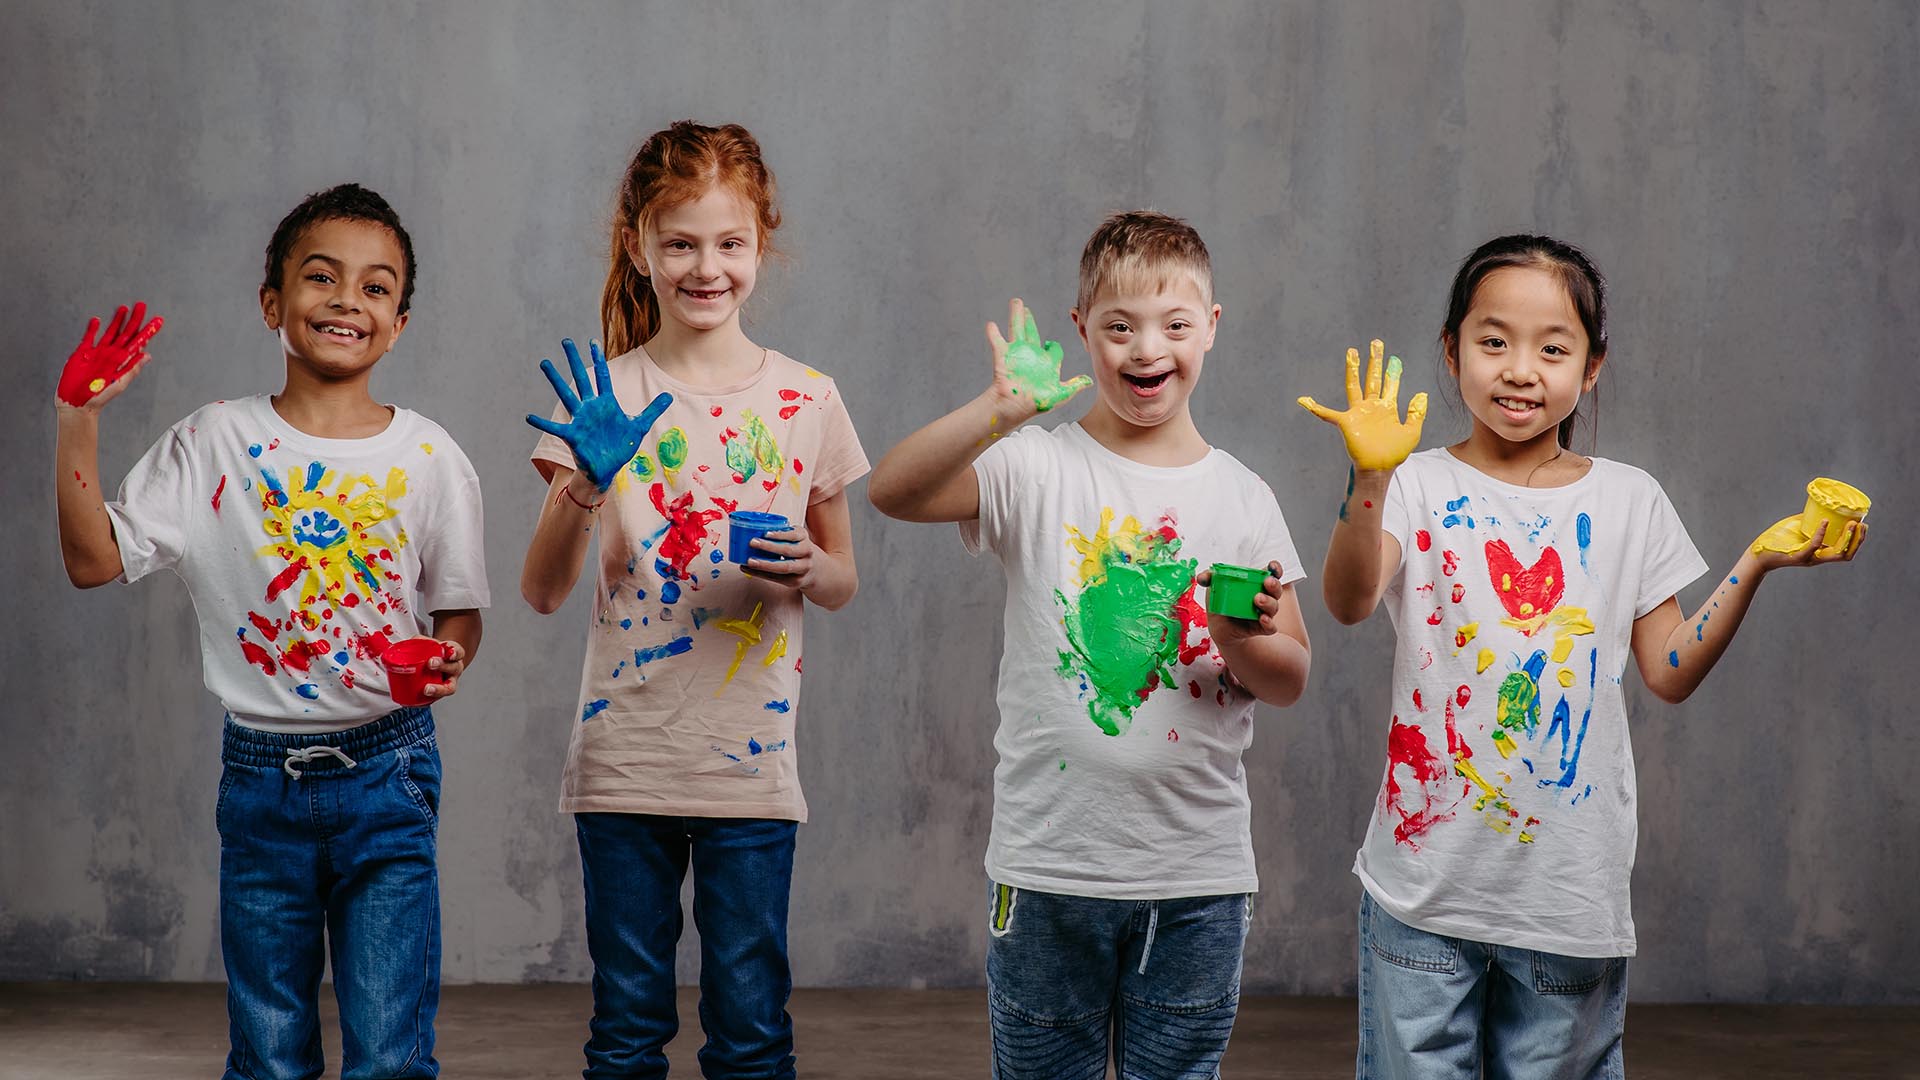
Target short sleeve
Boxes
[413,448,492,615]
[529,400,576,480]
[1633,479,1709,618]
[104,426,196,584]
[1243,478,1307,587]
[958,427,1036,557]
[804,382,870,504]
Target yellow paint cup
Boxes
[1798,478,1869,554]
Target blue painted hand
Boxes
[525,338,674,491]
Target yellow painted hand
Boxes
[1298,339,1428,471]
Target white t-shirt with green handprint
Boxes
[962,422,1304,899]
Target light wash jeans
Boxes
[1357,891,1627,1080]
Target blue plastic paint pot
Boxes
[728,510,792,564]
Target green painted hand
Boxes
[1298,339,1428,471]
[990,299,1090,414]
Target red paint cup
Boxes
[382,637,456,706]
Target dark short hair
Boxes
[262,183,416,314]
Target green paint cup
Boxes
[1205,563,1269,620]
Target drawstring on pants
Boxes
[283,745,358,779]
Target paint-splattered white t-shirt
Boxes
[107,395,490,733]
[530,347,867,822]
[1355,448,1707,957]
[962,422,1305,900]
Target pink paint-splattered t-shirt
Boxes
[531,347,867,822]
[106,396,491,733]
[1356,448,1706,957]
[962,422,1304,900]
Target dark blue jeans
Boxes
[985,882,1252,1080]
[217,707,441,1080]
[576,813,799,1080]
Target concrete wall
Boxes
[3,0,1914,1002]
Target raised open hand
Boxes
[1297,339,1428,471]
[58,303,164,408]
[989,299,1090,416]
[525,338,673,491]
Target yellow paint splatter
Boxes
[1518,831,1535,843]
[1063,508,1178,588]
[712,602,765,693]
[1453,622,1479,652]
[1492,728,1517,758]
[88,377,107,394]
[762,629,789,666]
[420,443,434,454]
[1476,648,1496,674]
[1558,668,1576,687]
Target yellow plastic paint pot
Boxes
[1798,478,1869,553]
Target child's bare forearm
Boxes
[868,392,1016,521]
[1322,467,1393,623]
[1218,631,1312,707]
[55,407,123,587]
[1640,553,1765,703]
[431,609,483,663]
[520,468,598,613]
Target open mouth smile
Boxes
[1124,371,1173,397]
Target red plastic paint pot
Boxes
[382,637,456,706]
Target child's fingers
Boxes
[131,314,164,353]
[1343,347,1363,406]
[589,339,614,396]
[118,303,148,348]
[633,391,673,434]
[562,338,594,402]
[1365,339,1385,400]
[1195,568,1213,587]
[525,413,571,439]
[1297,396,1343,424]
[1406,391,1429,429]
[1061,375,1092,395]
[1381,354,1403,406]
[538,357,582,414]
[77,315,102,350]
[102,305,130,346]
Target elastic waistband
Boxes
[222,705,433,769]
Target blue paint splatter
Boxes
[748,737,763,755]
[294,684,319,700]
[1540,648,1597,792]
[1696,624,1703,642]
[660,580,681,605]
[634,635,694,665]
[711,568,721,579]
[626,556,638,574]
[303,461,326,490]
[581,699,611,722]
[691,607,725,630]
[1440,495,1475,530]
[248,443,262,457]
[1729,575,1738,584]
[619,618,632,630]
[635,587,647,601]
[765,699,791,713]
[711,549,725,564]
[334,651,350,665]
[1668,650,1679,668]
[1339,466,1354,522]
[1576,513,1592,571]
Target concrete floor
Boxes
[1,983,1915,1079]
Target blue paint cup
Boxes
[728,510,792,564]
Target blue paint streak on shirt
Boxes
[620,618,633,630]
[1668,650,1680,668]
[748,737,764,755]
[764,699,791,713]
[294,684,319,700]
[660,580,681,605]
[1576,513,1593,571]
[581,698,611,722]
[304,460,326,491]
[711,549,725,563]
[634,636,694,665]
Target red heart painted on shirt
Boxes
[1485,540,1564,622]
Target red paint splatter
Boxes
[341,593,360,608]
[1454,627,1472,649]
[1384,718,1454,848]
[1451,583,1465,604]
[1455,685,1472,707]
[340,668,356,689]
[778,388,805,401]
[240,640,277,676]
[1415,530,1432,552]
[710,406,724,417]
[1485,540,1565,626]
[247,611,279,642]
[349,629,393,660]
[1363,500,1373,509]
[265,557,308,603]
[1442,550,1458,576]
[1418,647,1434,670]
[650,483,726,581]
[1173,583,1212,665]
[795,657,803,674]
[1427,607,1443,625]
[74,470,86,489]
[211,474,227,512]
[1166,729,1180,742]
[779,405,801,420]
[1189,680,1202,698]
[1216,688,1227,705]
[1417,581,1435,595]
[278,639,329,674]
[267,438,280,451]
[763,480,779,492]
[1136,671,1162,703]
[1412,689,1425,710]
[793,460,804,474]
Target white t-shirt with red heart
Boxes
[1354,448,1706,958]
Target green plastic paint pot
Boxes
[1205,563,1269,620]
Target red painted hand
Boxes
[58,303,164,407]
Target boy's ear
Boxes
[622,226,648,278]
[1203,302,1223,351]
[260,285,281,331]
[1069,308,1090,348]
[385,311,410,354]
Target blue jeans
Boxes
[217,707,441,1080]
[1357,891,1627,1080]
[575,813,799,1080]
[985,882,1251,1080]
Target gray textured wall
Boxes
[3,1,1914,1004]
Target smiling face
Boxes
[626,183,761,337]
[260,217,409,381]
[1446,265,1603,452]
[1071,269,1220,433]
